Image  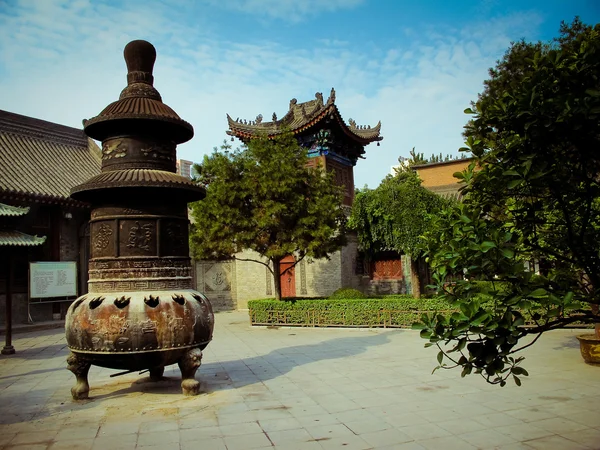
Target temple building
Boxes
[226,88,382,206]
[0,110,101,325]
[195,89,400,308]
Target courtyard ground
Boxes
[0,310,599,450]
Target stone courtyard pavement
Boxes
[0,311,599,450]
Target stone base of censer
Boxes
[65,290,214,399]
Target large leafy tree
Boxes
[348,170,450,297]
[189,132,347,300]
[418,19,600,385]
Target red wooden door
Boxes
[280,255,296,298]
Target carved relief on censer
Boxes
[65,40,214,399]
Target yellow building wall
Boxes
[416,159,472,188]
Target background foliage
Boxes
[189,132,347,299]
[418,19,600,386]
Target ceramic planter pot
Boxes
[576,333,600,365]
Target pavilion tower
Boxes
[226,89,383,206]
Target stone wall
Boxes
[195,259,237,311]
[193,246,416,309]
[0,293,54,326]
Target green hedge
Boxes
[329,288,366,299]
[248,297,453,328]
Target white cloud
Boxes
[0,1,541,188]
[202,0,365,22]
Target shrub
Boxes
[329,288,366,299]
[248,297,453,328]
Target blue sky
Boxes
[1,0,598,188]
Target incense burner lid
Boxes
[82,40,193,144]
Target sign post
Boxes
[28,262,77,322]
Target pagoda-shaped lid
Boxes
[83,40,193,144]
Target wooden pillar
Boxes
[2,254,15,355]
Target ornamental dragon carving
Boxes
[102,139,128,160]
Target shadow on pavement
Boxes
[0,331,393,424]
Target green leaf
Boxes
[437,351,444,365]
[507,179,522,189]
[481,241,496,252]
[513,375,522,386]
[529,288,547,297]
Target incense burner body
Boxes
[65,40,213,399]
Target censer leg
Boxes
[149,366,165,381]
[67,352,91,400]
[178,348,202,396]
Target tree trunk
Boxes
[410,258,421,299]
[272,258,282,300]
[592,304,599,339]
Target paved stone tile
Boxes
[529,416,590,434]
[219,421,263,437]
[265,428,314,446]
[460,429,517,448]
[472,412,524,428]
[3,444,48,450]
[523,434,590,450]
[505,406,558,423]
[317,436,374,450]
[222,432,273,450]
[90,433,137,450]
[48,438,94,450]
[359,428,414,447]
[344,417,392,435]
[96,421,138,437]
[418,435,478,450]
[10,430,57,446]
[136,430,179,447]
[179,426,223,442]
[306,423,355,440]
[495,423,554,442]
[258,416,304,432]
[382,443,427,450]
[397,422,453,441]
[482,444,535,450]
[440,417,491,436]
[560,428,600,448]
[294,413,340,428]
[180,438,227,450]
[564,411,600,429]
[2,311,600,450]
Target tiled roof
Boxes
[226,88,382,144]
[0,203,29,217]
[0,110,102,204]
[0,230,46,246]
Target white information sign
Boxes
[29,262,77,299]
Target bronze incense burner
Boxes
[65,40,213,399]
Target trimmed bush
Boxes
[329,288,366,299]
[248,297,453,328]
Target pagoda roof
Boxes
[226,88,383,145]
[0,230,46,246]
[0,110,101,207]
[0,203,30,217]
